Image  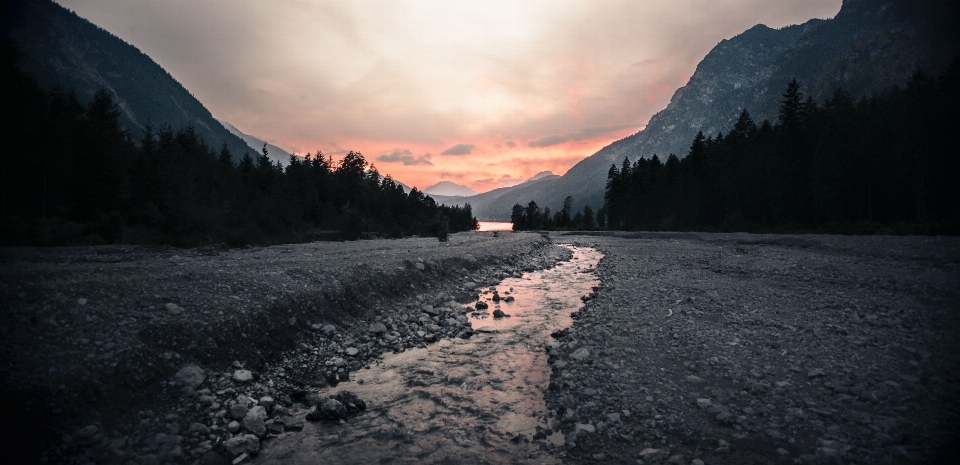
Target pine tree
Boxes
[779,78,803,127]
[731,108,757,138]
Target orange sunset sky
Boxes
[58,0,840,192]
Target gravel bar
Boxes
[543,232,960,465]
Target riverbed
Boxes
[256,246,601,464]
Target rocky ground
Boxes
[543,232,960,465]
[0,231,569,465]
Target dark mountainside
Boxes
[459,0,960,220]
[1,0,252,159]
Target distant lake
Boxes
[477,222,513,231]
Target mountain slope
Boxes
[464,0,960,221]
[1,0,253,159]
[220,120,294,165]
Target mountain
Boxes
[219,120,294,166]
[1,0,253,159]
[428,173,561,215]
[423,181,478,197]
[458,0,960,221]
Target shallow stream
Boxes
[257,245,602,464]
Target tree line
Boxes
[510,196,602,231]
[601,61,960,234]
[0,42,477,246]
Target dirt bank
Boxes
[0,232,569,464]
[544,232,960,465]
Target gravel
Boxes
[0,231,568,464]
[544,232,960,464]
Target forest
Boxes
[599,60,960,234]
[0,43,478,246]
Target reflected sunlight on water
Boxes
[477,222,514,231]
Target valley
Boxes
[2,232,958,464]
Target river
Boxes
[257,245,602,464]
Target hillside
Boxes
[1,0,253,159]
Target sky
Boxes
[58,0,840,192]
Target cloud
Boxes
[440,143,476,156]
[377,149,433,165]
[528,124,638,148]
[62,0,842,191]
[441,172,465,179]
[528,134,571,148]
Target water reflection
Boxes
[257,245,602,464]
[477,221,514,231]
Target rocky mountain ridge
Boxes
[453,0,960,221]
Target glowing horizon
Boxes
[58,0,841,193]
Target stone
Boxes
[504,296,515,302]
[776,447,789,456]
[493,309,506,318]
[574,423,595,434]
[696,398,712,409]
[188,423,210,435]
[569,348,591,361]
[464,282,477,291]
[280,417,304,431]
[368,322,388,334]
[242,416,266,437]
[165,302,183,314]
[606,412,621,423]
[227,421,241,433]
[229,404,249,420]
[232,370,254,383]
[175,365,205,388]
[686,375,704,383]
[638,448,665,461]
[223,434,259,456]
[232,452,250,464]
[246,405,267,421]
[476,301,489,310]
[346,347,359,356]
[320,324,336,336]
[668,454,686,465]
[414,262,425,271]
[259,396,275,411]
[320,398,346,420]
[807,368,824,378]
[422,305,439,316]
[691,460,705,465]
[266,421,284,434]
